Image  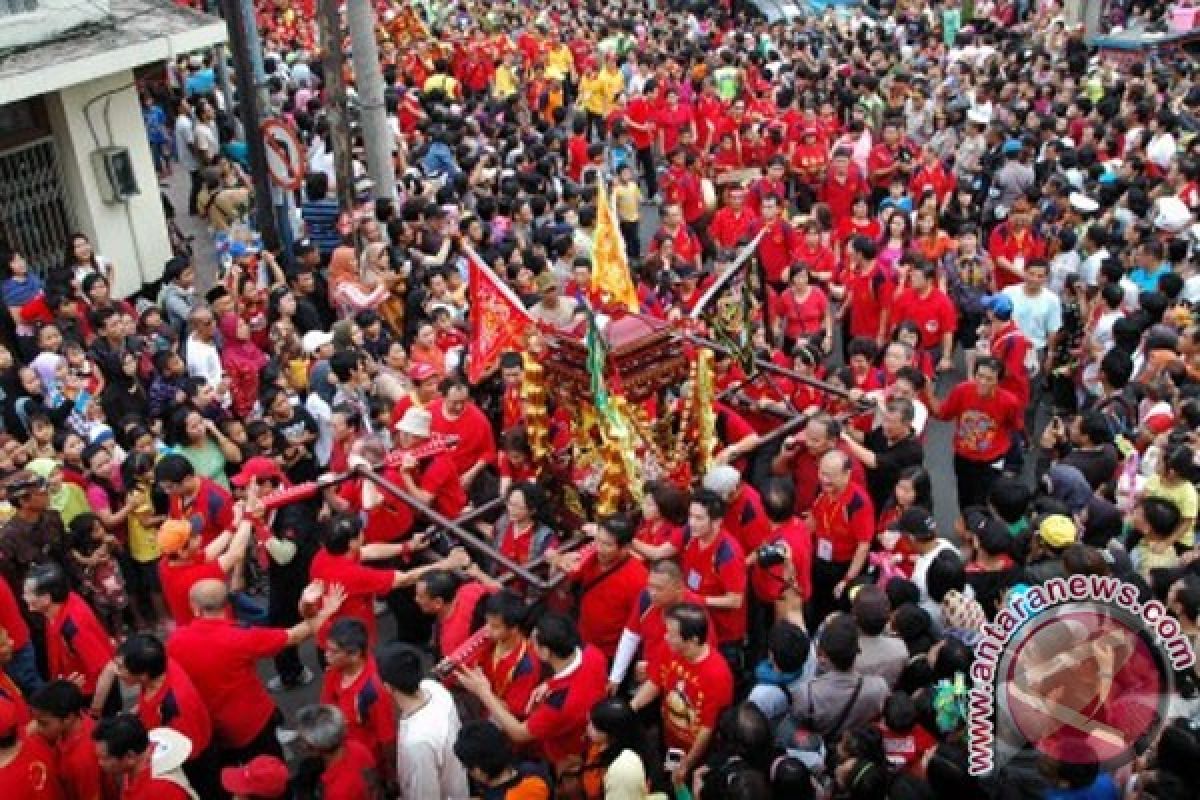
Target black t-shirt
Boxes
[863,429,925,513]
[1063,444,1119,491]
[273,405,320,483]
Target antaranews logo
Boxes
[968,574,1196,776]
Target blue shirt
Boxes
[185,69,216,97]
[1046,773,1118,800]
[301,198,342,256]
[1128,264,1169,294]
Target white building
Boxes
[0,0,226,297]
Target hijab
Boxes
[219,311,268,374]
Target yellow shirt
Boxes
[493,65,518,99]
[127,486,161,563]
[613,182,642,222]
[1145,475,1199,546]
[598,67,625,110]
[545,46,574,82]
[579,74,608,115]
[423,73,461,99]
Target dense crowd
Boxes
[4,0,1200,798]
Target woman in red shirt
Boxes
[776,263,833,354]
[492,482,558,594]
[632,481,690,562]
[912,210,955,264]
[834,195,881,250]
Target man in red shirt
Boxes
[154,454,234,548]
[987,198,1046,290]
[29,681,110,800]
[456,613,607,779]
[319,619,396,786]
[819,149,868,225]
[0,695,64,799]
[791,125,829,207]
[771,413,867,515]
[750,477,813,630]
[548,514,648,661]
[809,450,875,626]
[394,407,468,522]
[0,577,38,696]
[681,490,747,671]
[157,508,254,627]
[623,87,659,198]
[747,157,790,218]
[293,705,379,800]
[708,187,761,255]
[756,195,800,288]
[840,236,894,346]
[930,356,1024,510]
[890,258,957,370]
[474,591,541,720]
[116,633,218,798]
[429,375,497,497]
[867,119,910,202]
[651,204,703,272]
[414,570,493,660]
[984,294,1033,409]
[630,603,734,785]
[168,578,343,765]
[701,465,771,554]
[909,145,953,204]
[23,564,115,713]
[92,714,190,800]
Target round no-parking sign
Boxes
[261,119,305,191]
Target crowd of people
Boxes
[4,0,1200,798]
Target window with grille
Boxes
[0,138,75,277]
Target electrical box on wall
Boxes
[90,147,138,204]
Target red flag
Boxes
[465,242,535,384]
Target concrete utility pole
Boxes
[347,0,397,203]
[317,0,357,214]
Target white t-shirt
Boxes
[396,680,470,800]
[175,115,198,172]
[1002,285,1062,350]
[185,335,223,389]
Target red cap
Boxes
[0,697,18,737]
[231,456,287,488]
[221,755,290,798]
[409,362,439,383]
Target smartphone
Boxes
[664,747,685,772]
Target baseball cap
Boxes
[964,509,1011,555]
[157,518,194,556]
[895,507,937,540]
[221,755,290,798]
[408,362,439,383]
[1038,514,1077,549]
[231,456,286,489]
[983,293,1013,320]
[301,330,334,355]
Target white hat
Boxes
[967,108,991,125]
[1154,196,1192,233]
[395,407,432,438]
[302,330,334,355]
[148,727,192,776]
[702,465,740,498]
[1068,192,1099,214]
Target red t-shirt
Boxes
[880,722,938,773]
[750,518,813,603]
[0,735,64,800]
[174,478,234,547]
[811,482,875,564]
[651,647,734,751]
[778,287,829,339]
[167,618,288,748]
[159,557,225,626]
[635,519,685,554]
[49,714,110,800]
[46,593,114,697]
[656,103,694,154]
[708,207,761,252]
[567,134,590,184]
[320,658,396,768]
[626,589,710,674]
[135,659,212,757]
[625,96,658,150]
[438,582,493,659]
[429,399,498,475]
[991,323,1033,408]
[724,485,772,555]
[756,220,800,284]
[339,469,416,545]
[0,578,29,651]
[310,549,395,648]
[320,740,377,800]
[121,762,191,800]
[681,531,747,644]
[573,554,648,661]
[987,226,1046,290]
[785,444,868,515]
[867,143,899,189]
[411,453,468,521]
[525,646,609,766]
[819,168,868,223]
[936,382,1024,463]
[480,637,541,719]
[891,287,957,350]
[843,264,894,340]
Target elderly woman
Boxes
[327,244,389,316]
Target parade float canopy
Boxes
[542,315,689,404]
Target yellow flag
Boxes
[591,178,639,313]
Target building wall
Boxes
[46,70,171,298]
[0,0,111,53]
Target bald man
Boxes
[809,450,875,625]
[167,579,345,767]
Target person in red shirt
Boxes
[839,236,894,348]
[776,262,833,352]
[457,613,607,778]
[630,603,734,784]
[930,356,1024,510]
[889,258,957,369]
[23,565,116,713]
[472,591,541,720]
[92,714,189,800]
[0,577,38,696]
[608,560,713,692]
[681,490,747,667]
[115,634,217,799]
[809,450,876,625]
[429,376,498,497]
[566,117,590,184]
[293,705,380,800]
[393,407,468,522]
[984,294,1033,409]
[651,204,703,273]
[987,198,1046,290]
[631,481,689,563]
[770,414,868,515]
[29,681,111,800]
[319,619,397,786]
[819,149,868,226]
[0,695,64,800]
[708,187,761,255]
[867,119,910,202]
[623,88,659,197]
[701,466,771,555]
[908,145,954,205]
[750,477,813,630]
[655,88,695,158]
[547,514,649,661]
[168,578,342,765]
[154,454,235,548]
[414,571,493,660]
[756,195,800,288]
[310,514,468,649]
[157,510,254,627]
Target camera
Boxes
[756,543,787,568]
